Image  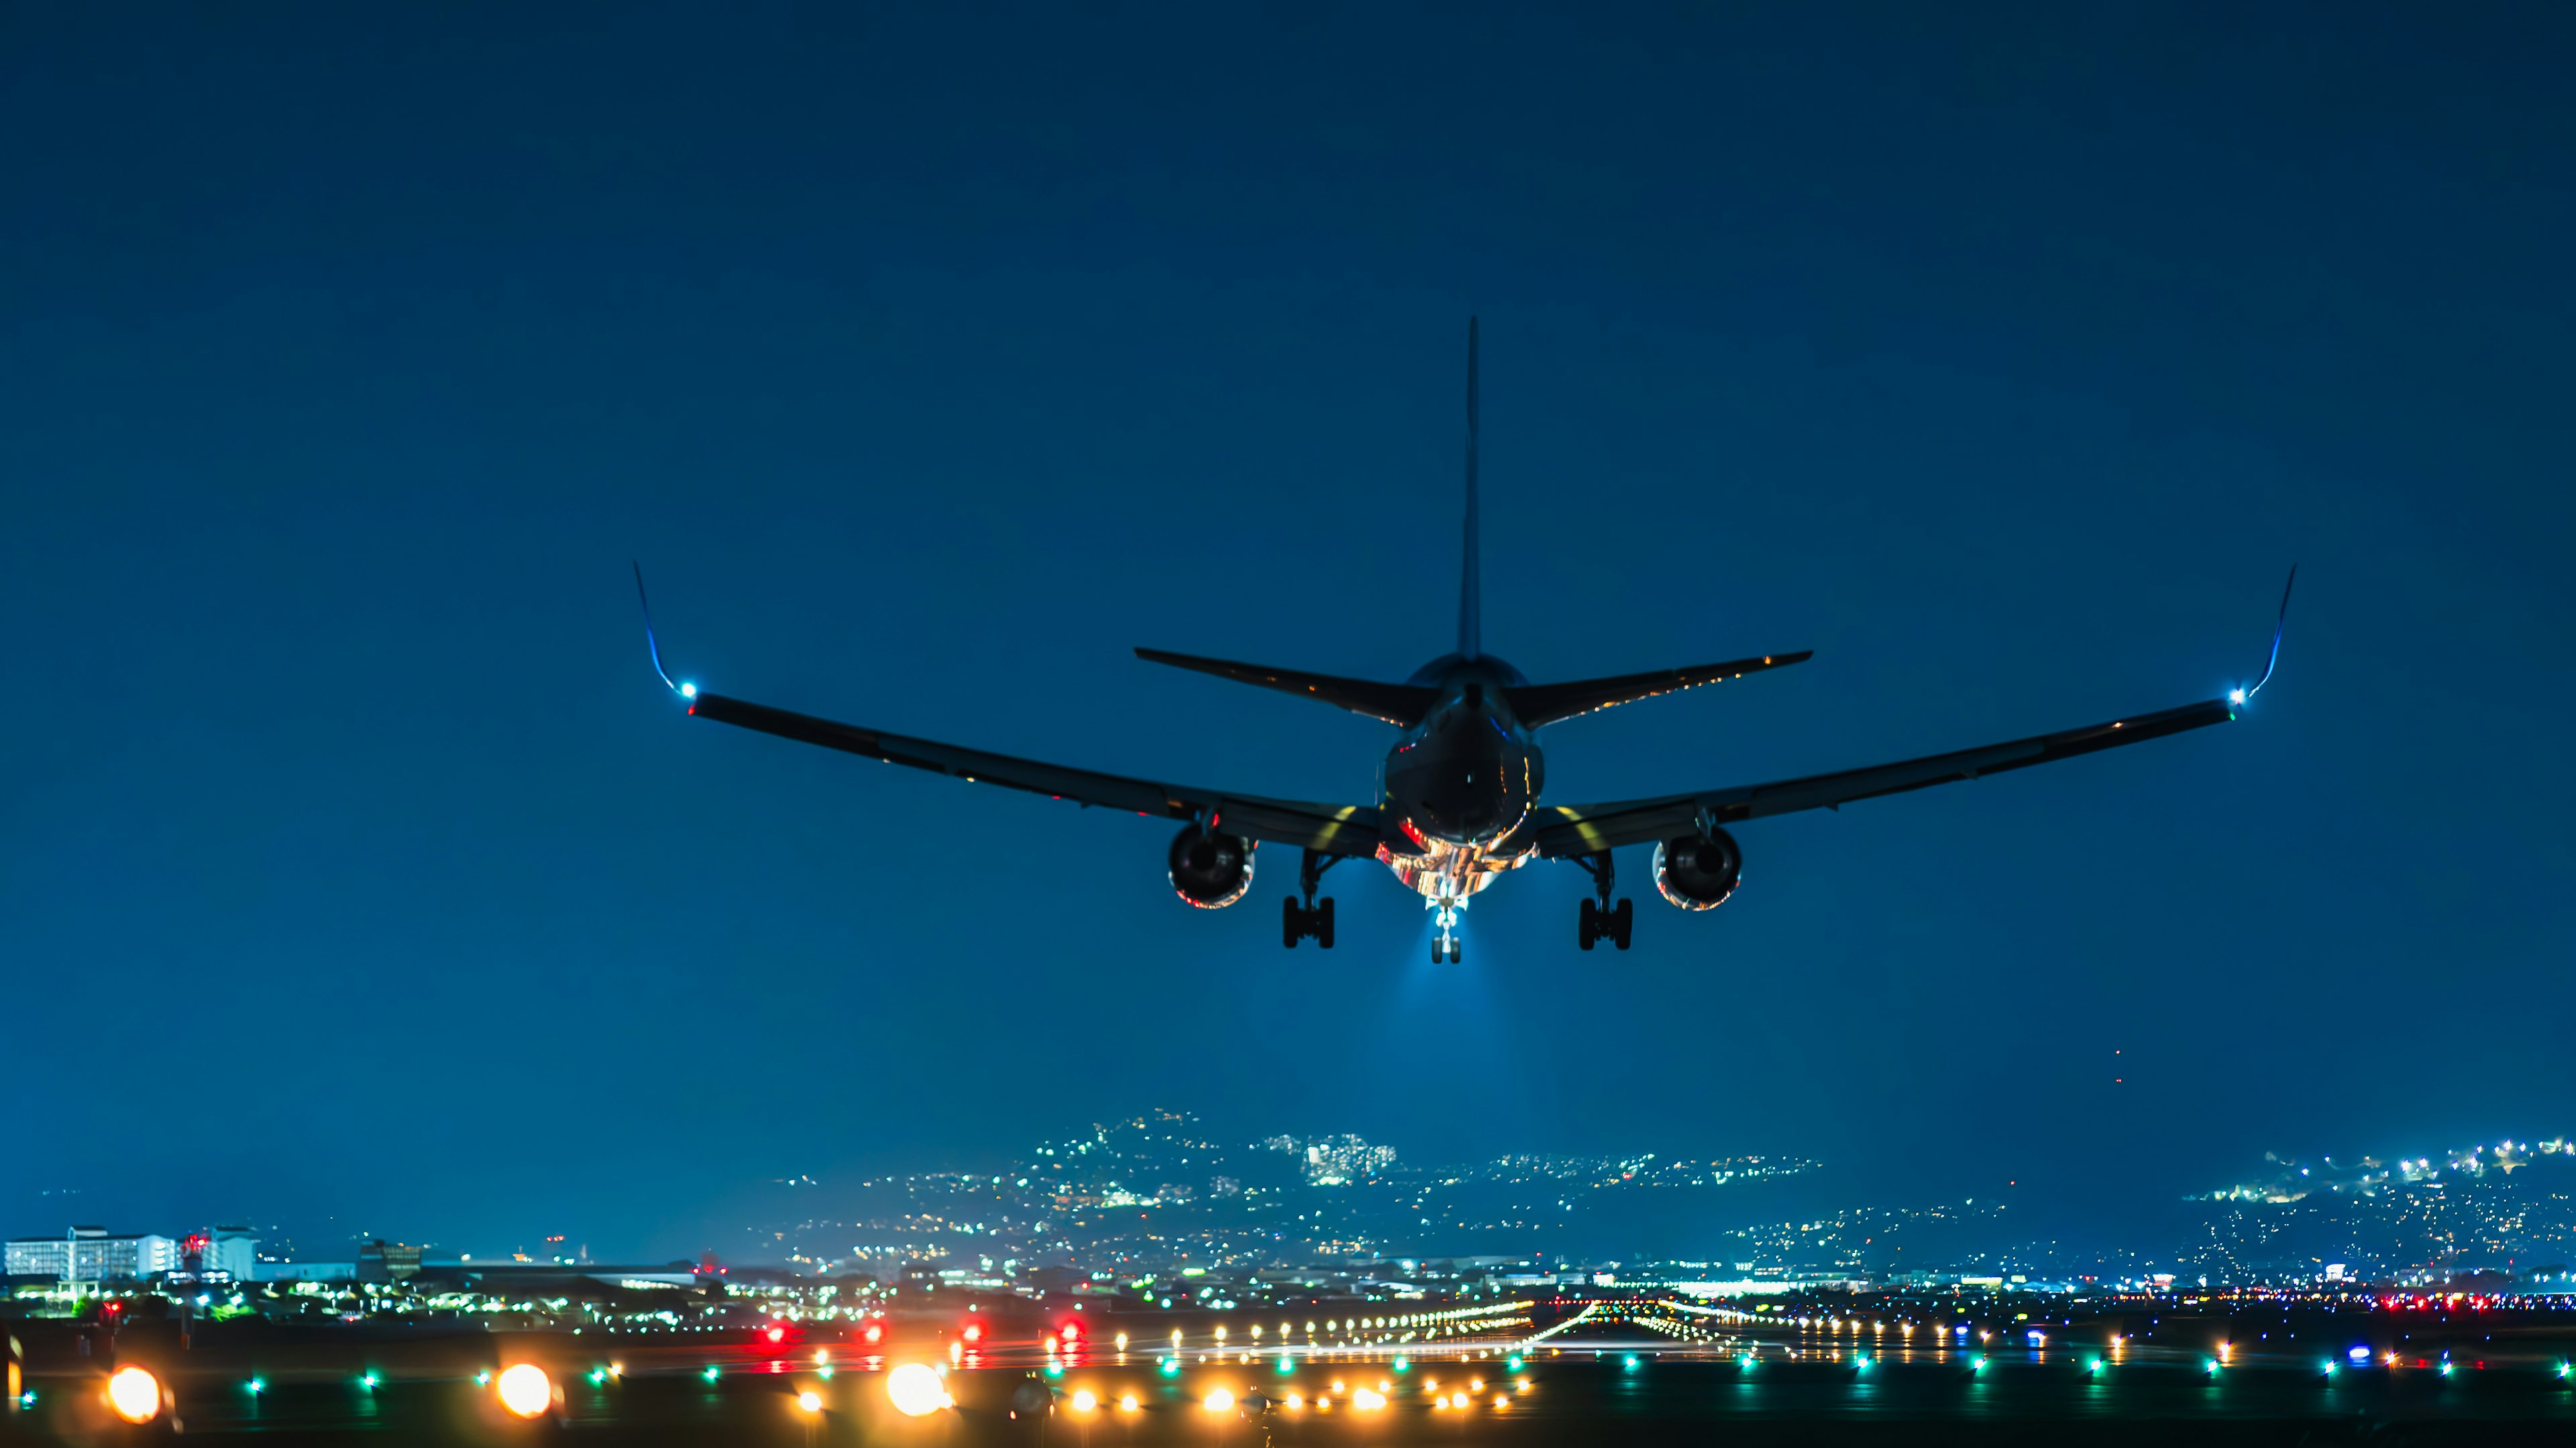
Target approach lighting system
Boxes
[496,1363,554,1419]
[106,1367,164,1425]
[887,1363,951,1416]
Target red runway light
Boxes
[765,1324,786,1344]
[961,1323,984,1343]
[863,1323,885,1345]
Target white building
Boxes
[207,1226,259,1280]
[3,1227,179,1282]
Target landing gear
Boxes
[1573,852,1633,951]
[1282,848,1345,949]
[1432,902,1462,963]
[1283,894,1336,949]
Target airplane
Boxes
[636,321,2293,963]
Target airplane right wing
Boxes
[1527,696,2235,858]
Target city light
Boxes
[886,1364,951,1416]
[107,1367,162,1425]
[497,1364,553,1419]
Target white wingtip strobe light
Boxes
[680,682,697,698]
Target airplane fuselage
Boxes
[1375,653,1547,908]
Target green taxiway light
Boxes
[360,1374,380,1389]
[2204,1360,2221,1376]
[1622,1355,1640,1370]
[1276,1357,1296,1374]
[1505,1355,1524,1371]
[246,1378,266,1394]
[819,1366,837,1381]
[1159,1358,1179,1378]
[2087,1358,2104,1374]
[1392,1357,1409,1373]
[702,1366,721,1382]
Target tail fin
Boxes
[1459,317,1481,661]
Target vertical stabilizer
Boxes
[1460,317,1481,660]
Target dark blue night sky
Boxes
[5,6,2571,1260]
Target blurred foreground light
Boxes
[887,1363,951,1416]
[1203,1389,1234,1412]
[798,1391,824,1414]
[496,1363,553,1419]
[1352,1388,1387,1411]
[1070,1390,1098,1412]
[1118,1394,1140,1412]
[107,1367,163,1425]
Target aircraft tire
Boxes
[1282,896,1304,949]
[1611,897,1633,950]
[1578,898,1599,951]
[1314,897,1336,950]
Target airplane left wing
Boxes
[684,691,1386,856]
[1528,696,2235,858]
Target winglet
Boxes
[2230,565,2297,707]
[632,561,696,700]
[1459,317,1481,661]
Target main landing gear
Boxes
[1574,851,1633,951]
[1431,903,1462,964]
[1283,848,1344,949]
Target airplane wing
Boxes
[1527,696,2235,858]
[683,691,1386,856]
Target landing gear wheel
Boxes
[1313,897,1336,950]
[1578,897,1599,951]
[1282,896,1305,949]
[1610,897,1633,950]
[1448,939,1462,964]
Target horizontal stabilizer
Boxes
[1135,648,1436,726]
[1511,651,1813,728]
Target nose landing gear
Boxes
[1431,902,1463,964]
[1573,851,1633,950]
[1282,848,1345,949]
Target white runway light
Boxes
[886,1363,951,1416]
[496,1363,553,1418]
[107,1366,163,1424]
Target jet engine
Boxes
[1652,828,1741,910]
[1167,823,1255,908]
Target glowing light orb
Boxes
[797,1391,823,1414]
[680,683,698,699]
[496,1363,554,1418]
[1203,1389,1234,1412]
[1352,1388,1387,1411]
[1070,1390,1099,1412]
[1118,1394,1140,1411]
[2228,687,2246,706]
[886,1363,951,1416]
[107,1367,162,1425]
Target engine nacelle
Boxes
[1167,824,1255,908]
[1652,828,1742,910]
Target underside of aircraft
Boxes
[638,322,2292,962]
